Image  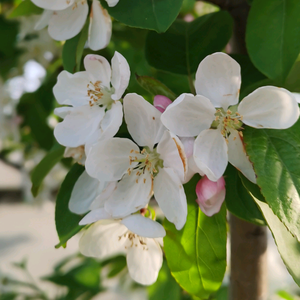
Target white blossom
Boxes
[161,52,299,183]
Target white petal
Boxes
[88,0,112,51]
[124,93,165,148]
[34,10,52,30]
[227,129,256,183]
[153,168,187,230]
[48,1,89,41]
[127,238,163,285]
[31,0,74,10]
[85,138,139,182]
[121,215,166,238]
[157,131,187,182]
[69,171,106,214]
[79,220,127,258]
[104,172,152,218]
[54,105,105,147]
[105,0,119,7]
[54,107,73,119]
[53,71,90,107]
[238,86,300,129]
[161,93,215,137]
[85,101,123,151]
[90,181,117,210]
[111,52,130,100]
[194,129,228,181]
[79,207,112,225]
[292,92,300,104]
[195,52,241,110]
[84,54,111,87]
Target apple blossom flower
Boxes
[33,0,112,50]
[53,52,130,149]
[85,93,188,230]
[161,52,299,183]
[79,213,165,285]
[196,175,225,216]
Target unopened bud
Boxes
[154,95,172,113]
[195,176,225,216]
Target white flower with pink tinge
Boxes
[79,213,164,285]
[53,52,130,149]
[161,52,299,183]
[85,93,188,230]
[32,0,113,50]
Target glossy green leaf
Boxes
[224,165,265,226]
[164,175,227,299]
[145,11,233,75]
[31,144,65,197]
[136,75,177,100]
[101,0,183,33]
[55,164,85,248]
[148,261,181,300]
[243,119,300,241]
[246,0,300,83]
[253,196,300,287]
[9,0,42,18]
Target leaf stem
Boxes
[188,74,196,95]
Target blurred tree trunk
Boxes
[199,1,268,299]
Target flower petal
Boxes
[69,171,106,214]
[84,54,111,87]
[85,101,123,152]
[194,129,228,181]
[79,220,127,258]
[31,0,73,10]
[111,52,130,100]
[195,52,241,110]
[153,168,187,230]
[48,1,88,41]
[238,86,300,129]
[121,215,166,238]
[124,93,165,148]
[85,138,139,182]
[79,207,112,225]
[54,105,105,147]
[127,238,163,285]
[292,92,300,103]
[90,182,117,210]
[54,107,73,119]
[104,172,152,218]
[34,10,53,30]
[53,71,90,107]
[105,0,119,7]
[161,93,215,137]
[157,130,187,182]
[227,129,256,183]
[88,0,112,51]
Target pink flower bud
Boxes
[195,176,226,217]
[154,95,172,113]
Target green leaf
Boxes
[164,175,227,299]
[9,0,42,18]
[246,0,300,83]
[243,119,300,241]
[145,11,233,75]
[31,144,65,197]
[101,0,183,33]
[135,74,177,100]
[277,290,296,300]
[148,261,181,300]
[55,164,85,248]
[62,18,89,74]
[224,165,266,226]
[253,197,300,287]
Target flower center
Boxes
[127,147,163,183]
[87,81,114,108]
[119,231,149,251]
[211,107,243,139]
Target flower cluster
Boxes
[53,51,299,285]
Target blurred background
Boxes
[0,0,300,299]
